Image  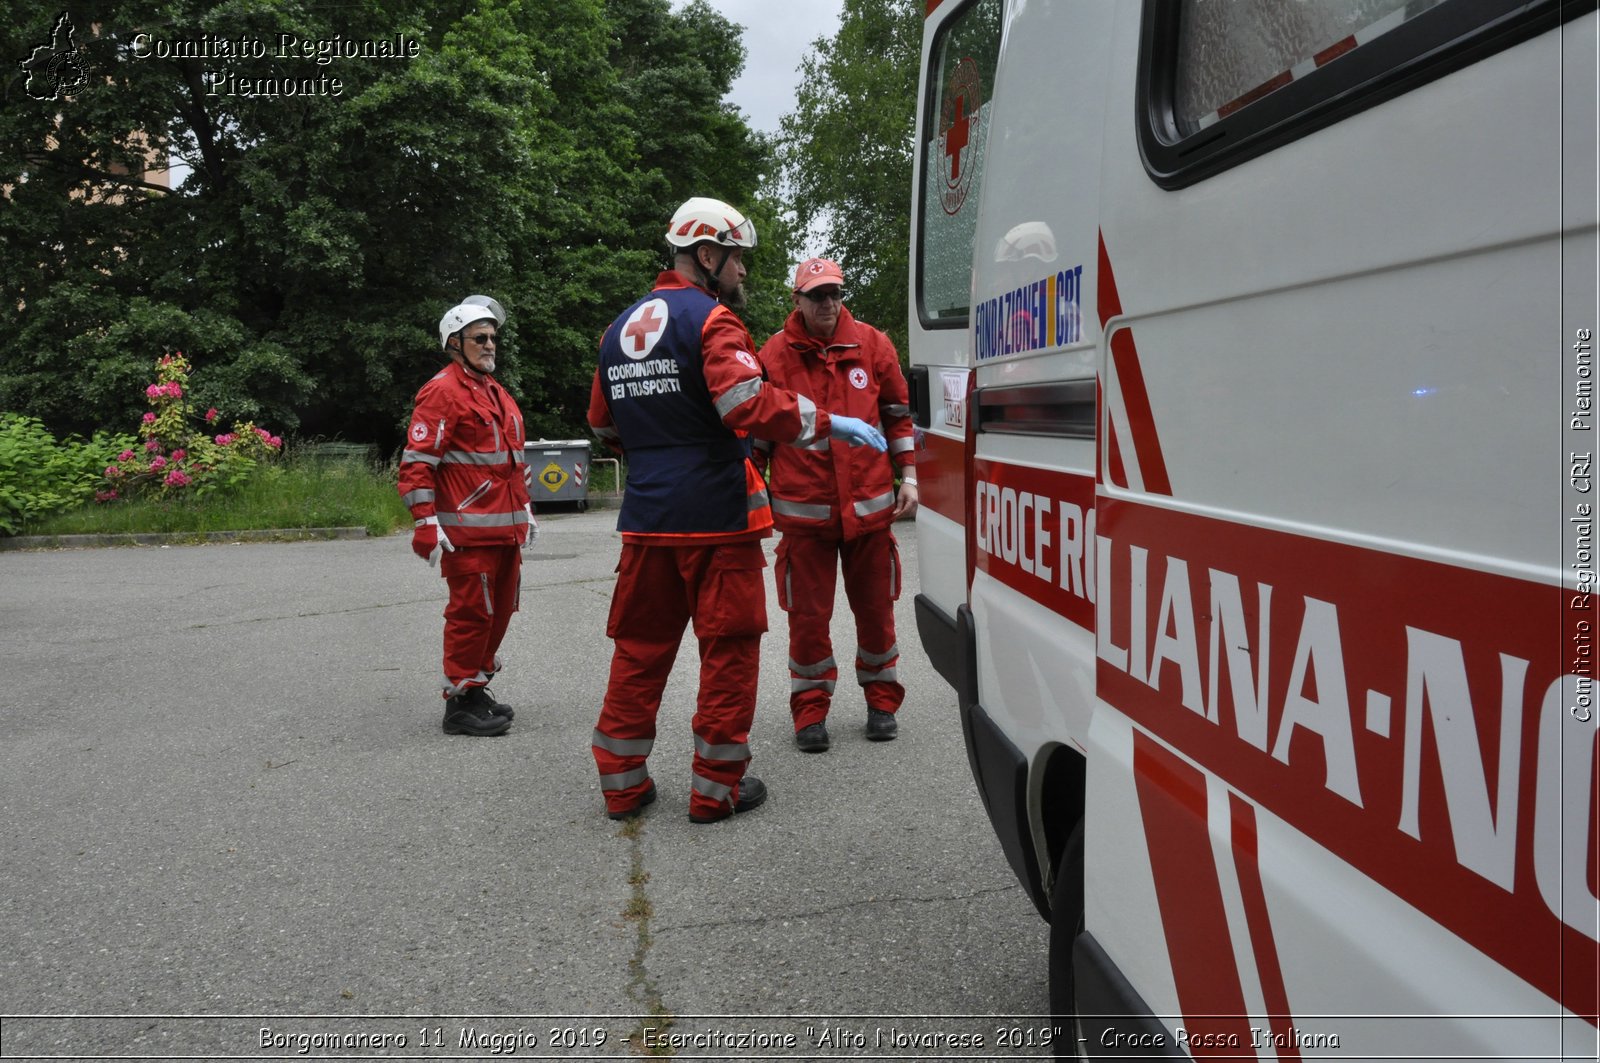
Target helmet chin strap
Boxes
[693,245,733,294]
[449,336,491,377]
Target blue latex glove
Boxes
[828,414,887,452]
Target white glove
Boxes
[523,504,540,546]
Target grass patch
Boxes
[20,455,411,538]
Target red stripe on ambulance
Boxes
[1133,733,1256,1056]
[1228,792,1303,1060]
[1100,497,1599,1021]
[1098,235,1173,496]
[917,428,967,526]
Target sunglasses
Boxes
[466,333,498,346]
[800,289,845,303]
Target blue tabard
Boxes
[598,286,755,534]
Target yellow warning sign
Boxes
[538,462,569,493]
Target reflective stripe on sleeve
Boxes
[593,424,620,443]
[694,735,751,762]
[795,394,819,445]
[889,436,915,455]
[593,730,655,758]
[881,403,911,417]
[401,489,435,507]
[402,450,440,466]
[748,487,770,512]
[715,376,763,418]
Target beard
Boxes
[718,282,748,313]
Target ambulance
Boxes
[906,0,1598,1057]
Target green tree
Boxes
[602,0,795,345]
[777,0,922,355]
[1,0,772,449]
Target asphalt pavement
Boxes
[0,506,1053,1060]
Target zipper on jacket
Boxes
[457,479,492,511]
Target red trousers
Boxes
[439,544,521,696]
[775,529,904,731]
[592,540,768,819]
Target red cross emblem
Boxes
[621,299,668,359]
[939,58,982,216]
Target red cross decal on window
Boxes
[945,96,970,183]
[623,302,665,353]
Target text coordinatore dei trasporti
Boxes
[128,32,421,99]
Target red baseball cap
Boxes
[792,257,845,293]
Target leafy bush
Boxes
[0,413,130,534]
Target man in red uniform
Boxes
[588,198,887,823]
[399,297,535,737]
[755,258,918,752]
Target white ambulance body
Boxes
[907,0,1598,1056]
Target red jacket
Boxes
[399,361,531,547]
[755,307,915,539]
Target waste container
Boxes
[524,439,592,511]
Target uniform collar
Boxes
[784,305,861,355]
[654,270,715,297]
[445,359,498,391]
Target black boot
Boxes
[478,686,514,720]
[442,687,511,736]
[866,708,898,741]
[689,775,769,823]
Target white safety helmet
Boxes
[462,294,506,322]
[665,197,757,249]
[438,300,503,350]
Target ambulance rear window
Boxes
[917,0,1003,329]
[1137,0,1572,188]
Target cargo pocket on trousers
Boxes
[696,543,768,638]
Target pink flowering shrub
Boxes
[98,352,284,501]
